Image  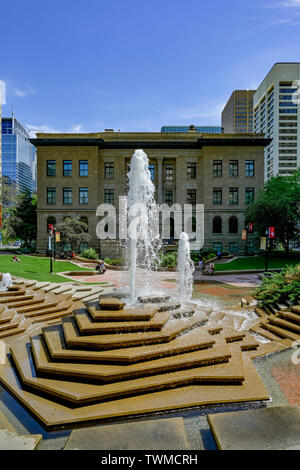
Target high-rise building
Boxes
[222,90,255,133]
[1,116,37,193]
[254,62,300,180]
[161,125,223,133]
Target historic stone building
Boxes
[30,130,270,258]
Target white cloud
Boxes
[0,80,6,105]
[26,124,62,138]
[71,123,82,132]
[14,86,35,97]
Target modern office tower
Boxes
[1,116,37,193]
[31,130,269,256]
[254,63,300,180]
[222,90,255,133]
[161,125,223,133]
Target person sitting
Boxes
[101,262,106,274]
[11,255,21,262]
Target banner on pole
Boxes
[260,237,267,250]
[242,230,247,241]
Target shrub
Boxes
[80,248,98,260]
[104,257,125,266]
[158,251,178,268]
[256,264,300,307]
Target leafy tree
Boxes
[245,168,300,254]
[3,188,37,248]
[56,216,91,252]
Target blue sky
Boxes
[1,0,300,135]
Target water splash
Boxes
[126,149,161,301]
[0,273,13,291]
[177,232,194,301]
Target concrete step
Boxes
[30,334,233,384]
[31,310,74,324]
[0,294,35,304]
[254,307,268,318]
[23,302,70,318]
[276,310,300,324]
[43,323,215,364]
[0,291,26,297]
[74,309,171,335]
[268,315,300,334]
[0,316,21,333]
[250,323,283,342]
[63,315,205,350]
[87,305,158,322]
[0,311,14,325]
[0,343,269,430]
[260,320,300,341]
[291,305,300,314]
[0,319,30,339]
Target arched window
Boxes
[46,216,56,233]
[213,216,222,234]
[79,216,88,232]
[229,216,238,234]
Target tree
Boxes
[245,168,300,253]
[3,188,37,248]
[56,216,91,252]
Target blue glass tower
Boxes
[1,117,36,193]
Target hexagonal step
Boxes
[11,341,243,406]
[63,315,204,350]
[99,298,126,310]
[74,309,171,335]
[0,346,269,430]
[30,334,232,383]
[43,323,216,363]
[87,305,158,322]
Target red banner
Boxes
[269,227,275,239]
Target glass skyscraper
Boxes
[1,117,37,193]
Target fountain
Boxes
[177,232,195,302]
[126,149,161,301]
[0,273,13,291]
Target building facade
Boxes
[1,117,37,193]
[222,90,255,134]
[31,131,269,258]
[254,62,300,180]
[161,125,223,133]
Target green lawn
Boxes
[215,254,300,272]
[0,254,93,282]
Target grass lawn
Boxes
[0,254,93,282]
[215,254,300,272]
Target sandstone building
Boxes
[30,130,270,258]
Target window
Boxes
[229,160,238,177]
[149,164,155,181]
[229,242,238,253]
[229,216,238,233]
[105,162,114,179]
[63,188,72,204]
[165,164,174,181]
[47,216,56,232]
[104,189,114,205]
[245,160,255,176]
[79,242,88,253]
[47,160,56,176]
[213,242,222,254]
[79,188,88,204]
[47,188,56,204]
[213,160,222,177]
[187,162,196,178]
[245,188,254,204]
[213,217,222,234]
[187,189,196,205]
[213,188,222,205]
[79,160,88,177]
[63,160,72,176]
[165,189,174,206]
[247,242,255,254]
[229,188,238,205]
